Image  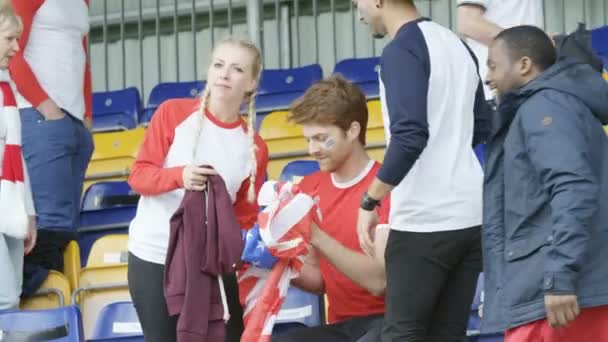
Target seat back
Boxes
[20,270,72,310]
[255,64,322,114]
[85,128,146,191]
[74,265,130,340]
[82,181,139,212]
[141,80,206,124]
[0,305,84,342]
[86,234,129,268]
[78,206,135,266]
[365,100,387,162]
[91,301,142,339]
[63,241,81,291]
[279,160,319,184]
[274,287,322,332]
[259,111,310,179]
[92,87,142,132]
[333,57,381,98]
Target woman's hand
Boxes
[182,166,217,191]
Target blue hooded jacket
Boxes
[482,58,608,333]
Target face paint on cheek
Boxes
[321,138,336,151]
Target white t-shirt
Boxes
[458,0,544,99]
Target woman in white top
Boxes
[127,38,269,342]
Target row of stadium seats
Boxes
[84,99,388,193]
[91,57,381,132]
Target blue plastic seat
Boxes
[81,181,139,212]
[90,302,142,340]
[92,87,142,132]
[255,64,323,115]
[280,160,320,183]
[140,80,206,125]
[273,287,323,335]
[0,305,84,341]
[78,181,138,266]
[333,57,380,99]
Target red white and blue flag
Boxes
[239,181,321,342]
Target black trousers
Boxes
[128,252,244,342]
[272,314,383,342]
[382,226,482,342]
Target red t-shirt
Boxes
[299,160,389,323]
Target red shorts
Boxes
[505,305,608,342]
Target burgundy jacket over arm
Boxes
[163,173,245,342]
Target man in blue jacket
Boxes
[484,25,608,341]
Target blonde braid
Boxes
[246,91,258,203]
[193,86,211,161]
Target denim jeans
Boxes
[20,108,94,230]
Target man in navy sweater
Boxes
[352,0,491,341]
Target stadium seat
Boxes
[273,287,323,335]
[78,207,134,266]
[85,127,146,193]
[333,57,380,99]
[82,181,139,212]
[0,305,84,341]
[63,240,81,291]
[259,111,311,179]
[604,125,608,135]
[140,80,206,125]
[366,100,387,162]
[280,160,319,184]
[90,301,142,339]
[92,87,142,132]
[73,265,130,340]
[20,270,72,310]
[255,64,323,115]
[86,234,129,268]
[79,181,138,266]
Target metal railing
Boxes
[89,0,608,101]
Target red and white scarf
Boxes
[239,181,321,342]
[0,80,29,239]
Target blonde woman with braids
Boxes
[127,38,268,342]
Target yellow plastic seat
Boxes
[366,100,386,145]
[604,125,607,135]
[20,270,71,310]
[366,100,387,163]
[260,111,309,179]
[63,240,81,291]
[73,264,130,339]
[86,234,129,268]
[85,127,146,189]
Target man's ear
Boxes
[519,56,534,77]
[348,121,362,142]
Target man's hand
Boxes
[357,208,378,256]
[545,294,580,328]
[24,216,37,255]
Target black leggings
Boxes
[128,252,244,342]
